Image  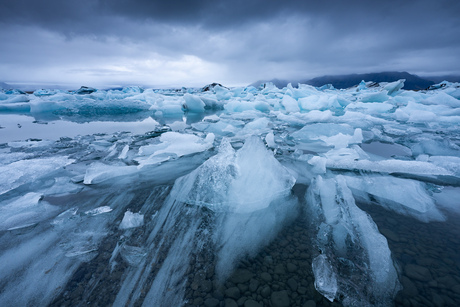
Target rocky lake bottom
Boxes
[49,183,460,307]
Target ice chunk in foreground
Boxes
[306,175,400,306]
[172,136,295,213]
[114,137,297,306]
[119,211,144,229]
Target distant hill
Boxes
[305,72,434,90]
[425,75,460,83]
[250,72,443,91]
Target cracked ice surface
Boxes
[1,80,460,306]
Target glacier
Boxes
[0,80,460,306]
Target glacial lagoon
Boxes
[1,81,460,306]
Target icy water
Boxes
[1,82,460,306]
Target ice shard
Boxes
[113,136,297,306]
[306,175,400,306]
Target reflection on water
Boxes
[0,111,220,143]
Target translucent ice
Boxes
[172,136,295,213]
[384,79,405,95]
[0,157,75,195]
[0,193,57,231]
[83,162,138,184]
[306,175,400,306]
[136,132,215,167]
[312,254,338,302]
[114,137,297,306]
[182,94,205,112]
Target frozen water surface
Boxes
[1,81,460,306]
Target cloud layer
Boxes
[1,0,459,87]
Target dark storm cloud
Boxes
[3,0,459,35]
[1,0,460,87]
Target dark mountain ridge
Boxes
[306,71,433,90]
[251,71,460,91]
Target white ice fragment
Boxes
[83,163,138,184]
[214,85,233,100]
[85,206,113,216]
[423,92,460,108]
[281,95,300,113]
[119,211,144,229]
[203,114,220,122]
[265,131,276,148]
[136,132,215,168]
[327,158,452,177]
[384,79,405,95]
[139,132,214,158]
[118,145,129,159]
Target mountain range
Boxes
[250,71,460,90]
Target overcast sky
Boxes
[1,0,459,88]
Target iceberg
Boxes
[182,93,205,112]
[112,137,297,306]
[172,136,295,213]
